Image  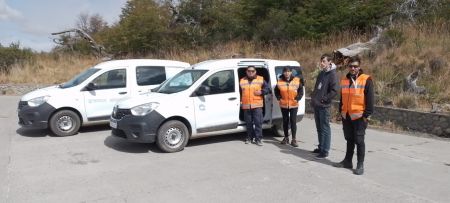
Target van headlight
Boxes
[27,96,50,107]
[130,102,159,116]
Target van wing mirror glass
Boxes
[195,85,210,96]
[84,82,97,91]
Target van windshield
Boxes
[59,68,100,89]
[156,69,208,94]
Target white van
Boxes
[110,59,305,152]
[18,59,190,136]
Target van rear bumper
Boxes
[110,110,165,143]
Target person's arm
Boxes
[296,82,304,101]
[363,78,374,119]
[261,80,271,95]
[339,94,343,116]
[274,84,281,100]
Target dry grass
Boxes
[0,54,100,84]
[1,22,449,111]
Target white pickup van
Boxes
[18,59,190,136]
[110,58,305,152]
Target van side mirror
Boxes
[195,85,210,96]
[83,82,97,91]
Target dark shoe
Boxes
[333,160,353,169]
[255,139,263,146]
[353,163,364,175]
[315,153,328,159]
[291,139,298,147]
[280,137,289,145]
[312,148,321,153]
[245,137,250,144]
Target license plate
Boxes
[110,119,117,128]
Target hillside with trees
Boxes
[1,0,449,112]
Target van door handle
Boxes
[118,92,127,95]
[228,97,237,101]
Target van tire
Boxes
[272,124,291,137]
[156,120,189,153]
[49,110,81,137]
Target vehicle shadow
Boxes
[16,124,112,138]
[187,132,246,147]
[264,136,338,168]
[104,135,161,153]
[16,128,50,137]
[104,132,247,154]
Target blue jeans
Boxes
[314,106,331,154]
[244,108,263,141]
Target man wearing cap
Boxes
[240,66,270,146]
[334,56,374,175]
[311,54,339,159]
[274,66,304,147]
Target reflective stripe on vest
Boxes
[240,76,264,109]
[340,74,370,120]
[277,77,300,109]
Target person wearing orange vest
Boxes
[274,67,303,147]
[333,56,374,175]
[240,66,270,146]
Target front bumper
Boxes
[17,101,55,129]
[110,109,165,143]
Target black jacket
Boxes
[274,75,304,101]
[311,65,339,108]
[339,70,374,119]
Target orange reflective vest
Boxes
[340,74,371,120]
[240,76,264,109]
[277,77,301,109]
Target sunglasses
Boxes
[348,65,360,68]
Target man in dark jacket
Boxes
[311,54,339,159]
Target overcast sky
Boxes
[0,0,127,52]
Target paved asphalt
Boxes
[1,96,450,203]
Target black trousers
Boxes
[281,108,298,139]
[342,115,368,164]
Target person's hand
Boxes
[363,117,369,123]
[254,90,262,96]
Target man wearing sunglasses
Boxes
[240,66,270,146]
[334,56,374,175]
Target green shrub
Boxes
[0,42,35,74]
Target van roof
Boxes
[191,58,300,70]
[93,59,190,70]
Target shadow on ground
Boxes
[104,132,252,154]
[16,128,50,137]
[16,124,112,138]
[264,136,342,168]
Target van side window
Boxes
[275,66,304,84]
[136,66,166,86]
[91,69,126,90]
[200,70,235,95]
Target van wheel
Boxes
[156,120,189,153]
[272,124,291,137]
[49,110,81,137]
